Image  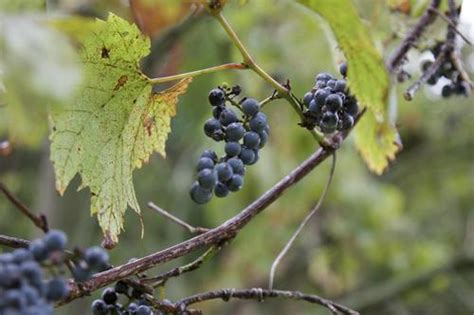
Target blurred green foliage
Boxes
[0,0,473,314]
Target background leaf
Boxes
[297,0,399,173]
[0,17,81,146]
[354,112,400,175]
[50,13,191,244]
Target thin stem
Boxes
[269,153,336,290]
[213,11,327,145]
[142,245,220,287]
[0,182,49,233]
[387,0,441,72]
[428,7,472,45]
[405,51,445,100]
[0,235,30,249]
[147,202,210,234]
[177,288,359,315]
[259,91,280,109]
[147,63,248,84]
[213,12,287,94]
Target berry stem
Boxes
[212,12,328,145]
[147,63,248,84]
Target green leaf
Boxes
[354,112,400,175]
[297,0,399,173]
[50,13,191,245]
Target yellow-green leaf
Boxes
[354,112,400,175]
[50,13,191,245]
[297,0,389,118]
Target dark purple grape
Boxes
[249,112,267,132]
[303,92,314,107]
[338,112,354,130]
[334,79,346,92]
[43,230,67,253]
[224,141,241,157]
[208,88,225,106]
[85,247,109,271]
[215,162,233,182]
[189,181,212,204]
[196,157,214,172]
[29,240,48,262]
[243,131,260,149]
[314,89,330,106]
[45,278,69,301]
[214,182,229,198]
[227,175,244,192]
[197,169,217,189]
[325,94,343,112]
[315,72,333,82]
[239,148,256,165]
[226,122,245,141]
[241,98,260,116]
[308,99,322,117]
[219,108,238,126]
[320,112,338,134]
[203,119,222,137]
[227,158,245,175]
[101,288,118,305]
[200,150,217,162]
[91,299,108,315]
[339,63,347,77]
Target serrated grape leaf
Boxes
[50,13,191,245]
[354,112,400,175]
[297,0,399,174]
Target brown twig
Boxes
[0,182,48,233]
[428,7,472,45]
[147,202,210,234]
[142,245,221,287]
[404,51,445,100]
[387,0,441,72]
[405,0,472,100]
[58,106,364,306]
[60,139,337,305]
[0,235,30,249]
[176,288,359,315]
[445,0,473,91]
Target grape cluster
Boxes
[0,230,109,315]
[189,87,269,204]
[0,231,69,315]
[301,63,359,134]
[92,281,160,315]
[422,42,469,97]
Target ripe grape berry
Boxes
[419,41,469,97]
[302,63,359,134]
[0,229,110,315]
[93,282,163,315]
[190,87,270,204]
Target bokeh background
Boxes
[1,0,473,314]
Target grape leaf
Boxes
[50,13,191,245]
[297,0,399,173]
[354,112,400,175]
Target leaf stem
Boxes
[147,63,248,84]
[213,12,327,145]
